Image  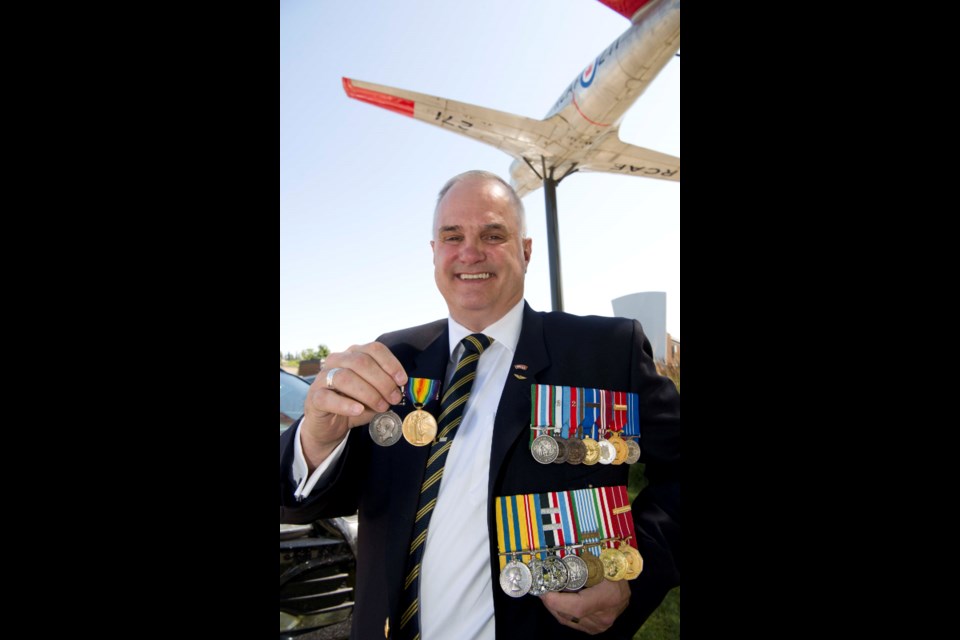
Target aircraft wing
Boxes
[343,77,557,162]
[577,134,680,182]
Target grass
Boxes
[629,463,680,640]
[635,587,680,639]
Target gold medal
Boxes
[610,433,628,465]
[599,548,627,581]
[582,437,600,465]
[402,408,437,446]
[621,544,643,580]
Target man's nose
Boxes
[458,240,485,263]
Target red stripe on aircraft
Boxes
[595,0,653,20]
[572,94,611,128]
[342,77,415,117]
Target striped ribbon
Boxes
[569,386,582,438]
[560,386,571,441]
[405,377,440,406]
[608,485,637,549]
[598,389,609,439]
[497,486,628,561]
[626,391,640,438]
[572,488,602,556]
[611,390,627,434]
[581,387,599,440]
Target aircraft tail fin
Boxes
[595,0,658,23]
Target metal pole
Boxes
[543,177,563,311]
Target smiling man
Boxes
[431,173,531,332]
[279,170,681,640]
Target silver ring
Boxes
[325,367,343,390]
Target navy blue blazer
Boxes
[280,303,680,639]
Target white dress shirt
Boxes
[291,299,525,640]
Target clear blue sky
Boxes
[280,0,679,356]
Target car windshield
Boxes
[280,369,310,434]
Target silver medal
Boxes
[562,554,589,591]
[541,556,569,592]
[499,560,532,598]
[531,435,559,464]
[369,411,403,446]
[527,557,546,596]
[598,439,617,465]
[625,439,642,464]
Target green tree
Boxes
[298,345,330,362]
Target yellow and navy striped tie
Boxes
[396,333,493,640]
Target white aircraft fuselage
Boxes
[510,0,680,194]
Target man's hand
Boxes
[540,579,631,635]
[300,342,408,471]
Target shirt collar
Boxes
[447,299,525,361]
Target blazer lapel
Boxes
[394,323,450,491]
[487,303,550,498]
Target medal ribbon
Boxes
[530,493,546,561]
[581,387,599,440]
[516,493,531,565]
[561,386,572,441]
[557,490,578,558]
[594,486,614,549]
[405,378,439,406]
[549,492,565,554]
[530,384,555,446]
[609,485,637,549]
[495,495,519,571]
[569,387,581,439]
[611,390,627,434]
[598,389,609,439]
[572,488,601,557]
[626,391,640,438]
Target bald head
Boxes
[432,170,527,239]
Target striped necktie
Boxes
[397,333,493,640]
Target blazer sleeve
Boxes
[612,319,681,634]
[279,418,369,524]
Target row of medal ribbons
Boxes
[495,486,642,598]
[529,385,641,465]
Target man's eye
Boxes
[444,236,462,243]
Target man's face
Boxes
[431,178,532,331]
